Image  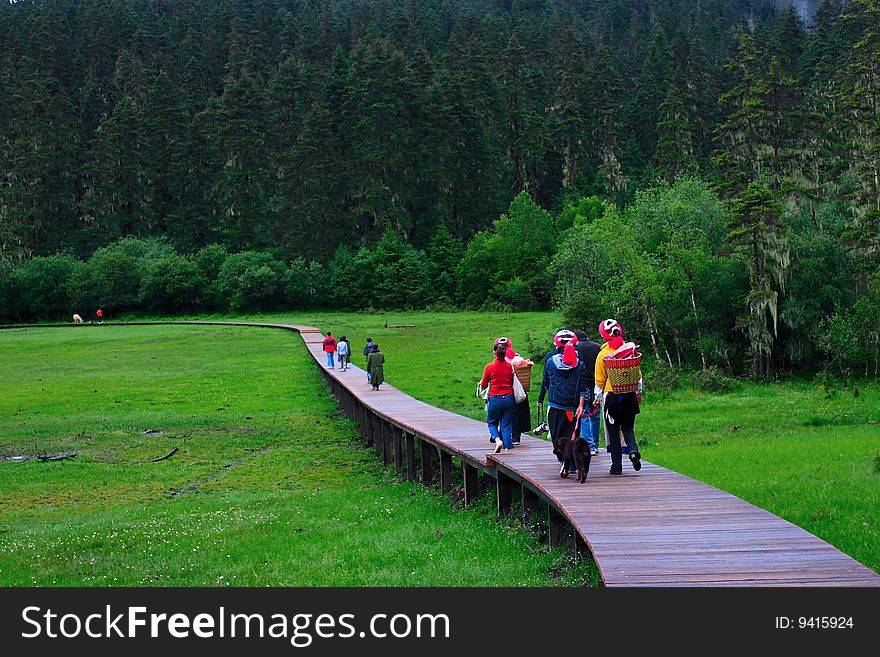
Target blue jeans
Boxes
[486,394,515,449]
[325,352,335,368]
[580,410,600,451]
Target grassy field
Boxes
[0,324,598,586]
[243,310,880,574]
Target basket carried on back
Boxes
[603,353,641,393]
[514,364,532,391]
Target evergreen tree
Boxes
[197,68,271,249]
[653,80,697,183]
[728,183,790,378]
[589,44,628,204]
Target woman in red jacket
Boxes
[480,342,516,454]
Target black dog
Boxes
[554,437,592,484]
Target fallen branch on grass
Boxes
[144,447,179,463]
[37,451,77,462]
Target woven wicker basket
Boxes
[514,364,532,391]
[603,353,641,393]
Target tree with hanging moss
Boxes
[728,183,790,378]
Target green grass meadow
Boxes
[0,323,597,586]
[2,311,878,585]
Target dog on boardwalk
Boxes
[72,313,83,324]
[554,436,591,484]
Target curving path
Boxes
[3,320,879,587]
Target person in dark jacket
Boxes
[537,329,590,479]
[367,343,385,390]
[573,329,602,455]
[363,337,377,382]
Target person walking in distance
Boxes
[367,343,385,390]
[96,308,103,324]
[337,335,351,371]
[363,337,376,383]
[322,332,337,369]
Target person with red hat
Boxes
[494,337,532,445]
[594,319,643,475]
[537,329,591,479]
[480,342,518,453]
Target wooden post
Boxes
[548,505,567,548]
[522,485,541,522]
[374,417,385,461]
[420,439,434,485]
[439,450,453,494]
[575,532,590,560]
[463,463,479,506]
[364,408,374,446]
[381,421,391,466]
[392,425,403,472]
[405,433,416,482]
[497,471,513,516]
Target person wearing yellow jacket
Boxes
[593,319,643,475]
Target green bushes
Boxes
[215,251,286,312]
[10,255,80,319]
[646,361,682,397]
[691,367,739,393]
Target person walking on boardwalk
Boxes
[367,343,385,390]
[337,335,351,371]
[573,329,602,455]
[594,319,643,475]
[496,337,533,445]
[363,337,376,382]
[537,329,590,478]
[480,342,517,454]
[322,332,337,369]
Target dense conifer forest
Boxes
[0,0,877,378]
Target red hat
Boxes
[553,329,578,348]
[495,336,515,360]
[599,319,621,342]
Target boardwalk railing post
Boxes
[439,450,453,494]
[392,425,403,472]
[364,408,374,446]
[382,422,391,466]
[375,418,386,461]
[522,485,540,525]
[497,471,513,516]
[405,432,416,482]
[463,463,479,506]
[548,505,567,548]
[420,439,434,485]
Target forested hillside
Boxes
[0,0,877,378]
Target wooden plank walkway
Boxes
[291,324,880,587]
[3,320,879,587]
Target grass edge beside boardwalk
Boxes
[0,324,600,587]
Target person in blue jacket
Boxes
[537,329,590,479]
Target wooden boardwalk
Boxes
[293,324,880,587]
[3,320,879,587]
